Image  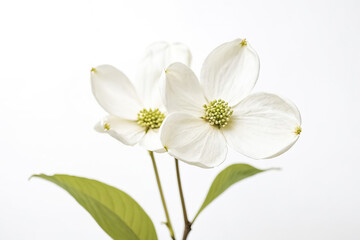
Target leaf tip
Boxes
[28,174,37,181]
[28,174,45,181]
[267,167,282,171]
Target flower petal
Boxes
[160,112,228,168]
[91,65,143,120]
[139,129,166,153]
[96,115,145,146]
[94,120,107,133]
[161,63,207,117]
[200,38,260,106]
[135,42,192,108]
[222,92,301,159]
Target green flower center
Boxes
[203,99,233,128]
[137,108,165,132]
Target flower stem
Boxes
[175,158,192,240]
[149,151,175,240]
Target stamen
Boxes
[137,108,165,132]
[203,99,233,129]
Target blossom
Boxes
[91,42,191,152]
[160,38,301,167]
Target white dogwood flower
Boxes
[92,42,191,152]
[160,38,301,167]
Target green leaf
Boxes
[193,164,278,222]
[32,174,157,240]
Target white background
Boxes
[1,0,359,239]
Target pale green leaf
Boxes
[193,164,278,222]
[32,174,157,240]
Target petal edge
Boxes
[160,112,228,168]
[222,92,301,159]
[200,38,260,106]
[91,65,143,120]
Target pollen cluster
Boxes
[203,99,233,128]
[294,126,302,135]
[240,38,247,47]
[137,108,165,131]
[104,122,110,131]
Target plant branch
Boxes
[149,151,175,240]
[175,158,192,240]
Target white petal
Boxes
[135,42,192,108]
[94,119,107,133]
[100,115,145,146]
[222,92,301,159]
[91,65,143,120]
[160,112,228,168]
[200,38,260,106]
[161,63,207,117]
[139,129,166,153]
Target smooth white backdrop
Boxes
[1,0,359,239]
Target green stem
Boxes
[175,159,192,240]
[149,151,175,240]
